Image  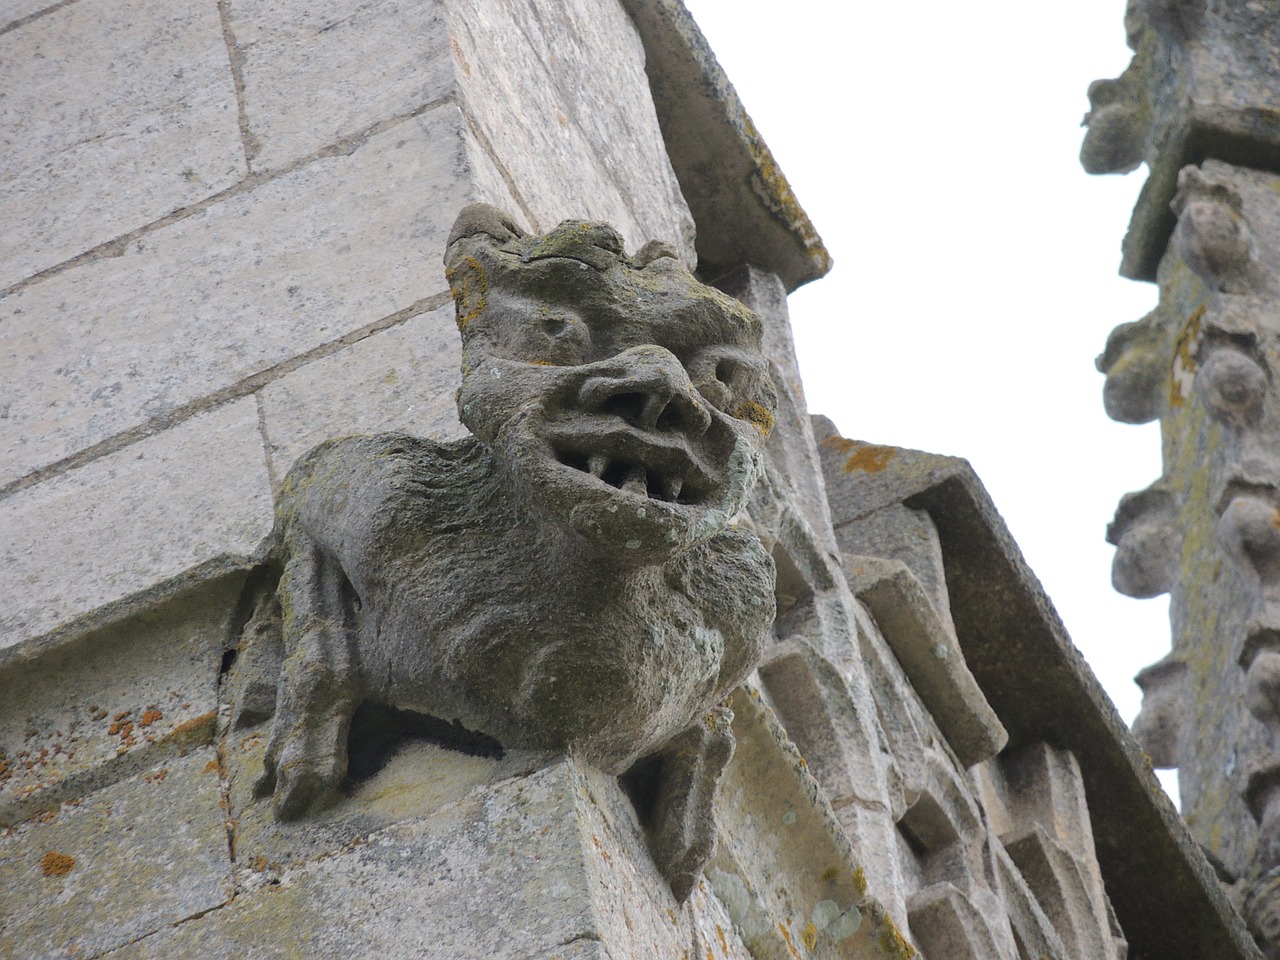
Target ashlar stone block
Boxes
[0,0,245,289]
[850,558,1007,769]
[448,0,696,268]
[226,0,455,172]
[0,102,502,487]
[0,398,272,650]
[102,758,747,960]
[258,301,467,482]
[0,748,232,960]
[0,574,239,825]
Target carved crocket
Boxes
[252,204,778,900]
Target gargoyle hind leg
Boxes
[255,532,363,820]
[649,704,736,903]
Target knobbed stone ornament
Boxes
[251,204,778,901]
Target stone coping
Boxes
[813,414,1262,960]
[619,0,831,292]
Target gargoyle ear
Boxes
[445,203,526,253]
[632,239,681,269]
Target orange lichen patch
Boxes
[144,769,169,784]
[667,908,679,925]
[113,711,131,722]
[447,256,489,330]
[204,757,224,776]
[251,854,270,872]
[877,916,917,957]
[734,400,776,437]
[842,444,896,474]
[0,755,11,782]
[589,834,613,866]
[1169,304,1206,408]
[778,920,802,960]
[716,925,729,953]
[1270,509,1280,532]
[168,711,217,743]
[139,707,163,728]
[821,435,856,454]
[802,922,818,950]
[40,851,75,877]
[821,865,840,884]
[449,35,472,78]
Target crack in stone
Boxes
[0,0,86,39]
[215,0,261,169]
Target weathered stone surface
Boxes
[1107,481,1179,598]
[1082,2,1280,280]
[838,503,955,634]
[813,415,1260,959]
[0,102,501,486]
[226,0,455,171]
[988,743,1121,958]
[251,206,776,904]
[0,1,60,28]
[105,758,749,960]
[0,575,238,825]
[711,687,916,958]
[0,399,272,651]
[0,748,231,960]
[851,558,1007,769]
[449,0,696,269]
[1131,654,1188,769]
[619,0,831,291]
[0,0,245,290]
[716,264,839,554]
[258,302,466,481]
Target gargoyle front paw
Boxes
[255,709,351,821]
[649,704,736,903]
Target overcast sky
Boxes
[681,0,1176,791]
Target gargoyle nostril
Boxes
[602,392,649,427]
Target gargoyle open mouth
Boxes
[548,427,720,506]
[1216,477,1280,516]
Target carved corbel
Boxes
[1106,481,1179,599]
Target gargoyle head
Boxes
[444,203,776,562]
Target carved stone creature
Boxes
[253,204,778,901]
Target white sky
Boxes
[682,0,1175,790]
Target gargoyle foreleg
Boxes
[649,704,736,903]
[256,532,363,820]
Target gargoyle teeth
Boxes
[622,466,648,496]
[664,475,684,502]
[588,454,608,478]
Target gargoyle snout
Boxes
[578,347,713,437]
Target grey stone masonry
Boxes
[0,0,700,660]
[0,399,272,651]
[0,0,245,290]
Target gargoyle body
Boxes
[254,204,778,900]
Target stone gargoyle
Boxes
[250,203,778,900]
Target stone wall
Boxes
[1,1,1259,958]
[1,0,694,655]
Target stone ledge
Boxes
[0,747,232,960]
[620,0,831,291]
[0,570,245,826]
[0,398,272,651]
